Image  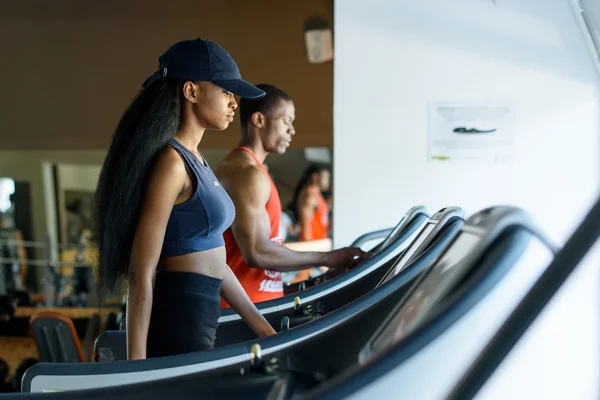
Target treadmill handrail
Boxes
[349,227,394,248]
[447,195,600,400]
[283,206,429,294]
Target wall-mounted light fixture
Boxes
[304,16,333,64]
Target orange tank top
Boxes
[301,187,330,241]
[221,147,283,308]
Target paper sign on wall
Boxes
[427,102,516,163]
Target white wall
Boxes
[334,0,600,247]
[334,0,599,398]
[474,242,600,400]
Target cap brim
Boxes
[214,79,266,100]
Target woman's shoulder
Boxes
[149,146,187,179]
[299,185,316,203]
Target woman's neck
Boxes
[173,121,206,152]
[307,183,321,193]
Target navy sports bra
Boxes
[161,138,235,258]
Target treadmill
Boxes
[294,206,558,400]
[285,205,428,295]
[220,205,430,322]
[214,206,463,346]
[13,205,554,399]
[92,206,433,361]
[118,206,429,332]
[20,207,465,393]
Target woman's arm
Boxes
[220,265,276,338]
[126,149,186,360]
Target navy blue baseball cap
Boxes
[142,38,266,100]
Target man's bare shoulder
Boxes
[215,151,268,195]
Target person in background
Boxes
[288,165,332,283]
[322,190,334,237]
[292,165,331,242]
[215,84,370,307]
[65,200,83,247]
[0,214,26,295]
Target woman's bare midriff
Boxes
[157,246,227,280]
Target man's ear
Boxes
[251,112,265,128]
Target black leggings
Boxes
[147,271,222,358]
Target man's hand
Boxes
[324,247,372,270]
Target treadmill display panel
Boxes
[377,222,434,286]
[378,216,407,251]
[394,223,436,275]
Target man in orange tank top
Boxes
[214,84,370,307]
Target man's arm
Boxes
[224,167,366,272]
[284,238,332,252]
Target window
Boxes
[0,178,15,213]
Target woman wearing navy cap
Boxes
[94,38,276,360]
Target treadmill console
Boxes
[361,229,483,363]
[359,206,537,364]
[378,206,428,251]
[391,223,436,276]
[380,207,465,284]
[431,206,463,221]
